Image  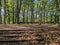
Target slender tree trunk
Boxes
[55,0,60,23]
[19,0,22,23]
[12,1,14,24]
[50,14,53,23]
[4,0,6,24]
[30,0,34,24]
[43,5,45,24]
[0,0,2,24]
[16,0,22,24]
[55,15,57,24]
[46,12,48,23]
[8,10,10,24]
[27,9,28,23]
[16,0,19,24]
[39,7,42,25]
[23,8,25,24]
[57,0,60,9]
[0,9,1,24]
[26,4,29,24]
[31,9,34,24]
[57,0,60,24]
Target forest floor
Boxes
[0,24,60,30]
[0,24,60,45]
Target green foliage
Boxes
[0,0,60,24]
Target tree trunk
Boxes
[16,0,22,24]
[12,1,14,24]
[23,8,25,24]
[57,0,60,9]
[39,7,42,25]
[8,10,10,24]
[55,0,60,23]
[4,0,6,24]
[31,9,34,24]
[43,5,45,24]
[0,0,2,24]
[0,8,1,24]
[26,9,28,23]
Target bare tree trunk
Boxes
[0,0,2,24]
[26,4,29,24]
[46,12,48,23]
[16,0,22,24]
[4,0,6,24]
[8,10,10,24]
[43,5,45,24]
[0,9,2,24]
[55,0,60,23]
[30,0,34,24]
[12,1,15,24]
[16,0,19,24]
[57,0,60,9]
[39,7,42,25]
[23,8,25,24]
[31,9,34,24]
[50,14,53,23]
[26,9,28,23]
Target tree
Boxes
[4,0,6,24]
[30,0,34,24]
[0,0,2,24]
[54,0,60,23]
[0,0,60,24]
[16,0,22,24]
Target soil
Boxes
[0,24,60,30]
[0,24,60,45]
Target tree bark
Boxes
[12,1,15,24]
[4,0,6,24]
[16,0,22,24]
[0,0,2,24]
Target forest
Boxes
[0,0,60,24]
[0,0,60,45]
